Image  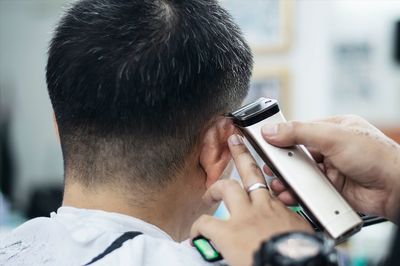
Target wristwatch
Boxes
[253,232,338,266]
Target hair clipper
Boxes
[229,98,363,241]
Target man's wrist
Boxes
[385,186,400,223]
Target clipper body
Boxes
[229,98,363,241]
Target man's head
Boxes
[47,0,252,192]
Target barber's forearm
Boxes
[380,151,400,223]
[385,181,400,223]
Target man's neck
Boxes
[62,179,206,242]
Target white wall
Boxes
[257,0,400,125]
[0,0,67,207]
[256,0,335,121]
[329,0,400,125]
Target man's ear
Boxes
[53,113,60,143]
[199,117,235,188]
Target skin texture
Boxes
[190,134,313,266]
[190,115,400,266]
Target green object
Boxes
[352,257,369,266]
[193,237,223,262]
[290,206,302,212]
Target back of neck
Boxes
[62,180,197,241]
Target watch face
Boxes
[276,234,321,260]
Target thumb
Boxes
[190,215,225,242]
[261,121,345,155]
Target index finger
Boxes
[190,215,225,242]
[228,134,271,204]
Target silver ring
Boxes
[247,182,268,193]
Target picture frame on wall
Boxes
[219,0,293,54]
[244,67,292,118]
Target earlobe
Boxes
[199,118,235,188]
[53,113,60,143]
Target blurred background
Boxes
[1,0,400,265]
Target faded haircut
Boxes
[46,0,253,188]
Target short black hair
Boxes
[46,0,253,188]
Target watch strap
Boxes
[253,232,338,266]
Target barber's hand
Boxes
[262,115,400,222]
[191,134,313,266]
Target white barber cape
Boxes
[0,207,224,266]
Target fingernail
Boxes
[262,124,278,136]
[229,134,243,145]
